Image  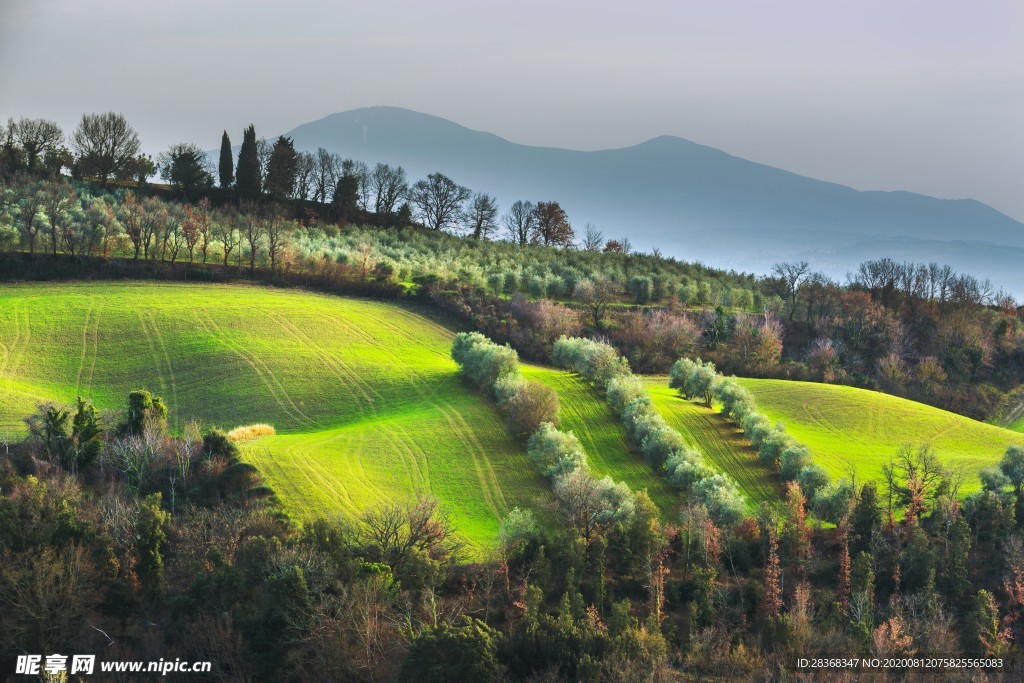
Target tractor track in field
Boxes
[653,392,780,506]
[436,402,504,518]
[75,299,94,396]
[8,304,32,384]
[195,308,319,429]
[136,310,171,402]
[145,310,178,425]
[0,303,22,386]
[85,301,102,397]
[269,311,379,413]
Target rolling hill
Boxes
[3,280,1019,549]
[0,282,551,551]
[283,106,1024,296]
[736,378,1023,495]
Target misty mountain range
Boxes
[281,106,1024,297]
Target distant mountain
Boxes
[284,106,1024,295]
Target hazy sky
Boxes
[2,0,1022,220]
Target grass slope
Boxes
[737,379,1023,495]
[645,382,781,508]
[522,366,678,513]
[0,282,551,551]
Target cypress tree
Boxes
[218,130,234,189]
[235,124,260,200]
[265,135,298,199]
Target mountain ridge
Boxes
[282,106,1024,294]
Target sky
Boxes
[2,0,1022,221]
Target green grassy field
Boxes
[644,382,781,508]
[522,366,679,513]
[736,378,1024,495]
[0,282,551,552]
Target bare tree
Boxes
[370,163,407,216]
[10,117,64,171]
[582,223,604,252]
[313,148,341,204]
[256,136,273,187]
[15,178,47,253]
[195,197,213,263]
[140,196,166,260]
[42,182,78,255]
[359,497,463,572]
[264,206,291,273]
[503,200,535,246]
[407,172,469,231]
[293,151,317,201]
[214,210,240,267]
[70,112,141,180]
[574,275,618,328]
[349,160,372,210]
[239,200,265,275]
[0,544,101,654]
[772,261,811,320]
[464,192,499,239]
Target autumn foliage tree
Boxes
[531,201,573,246]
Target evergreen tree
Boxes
[331,173,359,220]
[218,130,234,189]
[235,124,261,201]
[70,397,103,474]
[265,136,298,200]
[137,493,170,599]
[852,482,881,554]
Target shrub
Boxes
[811,478,854,523]
[226,424,276,442]
[203,428,239,461]
[713,379,755,420]
[757,426,790,467]
[527,422,587,479]
[399,616,499,683]
[797,465,831,500]
[451,332,489,366]
[669,357,716,406]
[668,357,696,394]
[486,272,504,293]
[527,275,547,298]
[979,465,1010,493]
[506,380,560,436]
[620,396,657,441]
[779,444,811,481]
[628,275,653,304]
[606,374,647,415]
[742,413,773,449]
[693,474,746,526]
[640,423,684,470]
[551,336,630,389]
[452,334,519,393]
[494,372,526,408]
[665,446,713,490]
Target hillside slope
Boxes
[645,383,781,508]
[738,378,1023,495]
[0,282,551,550]
[522,366,678,513]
